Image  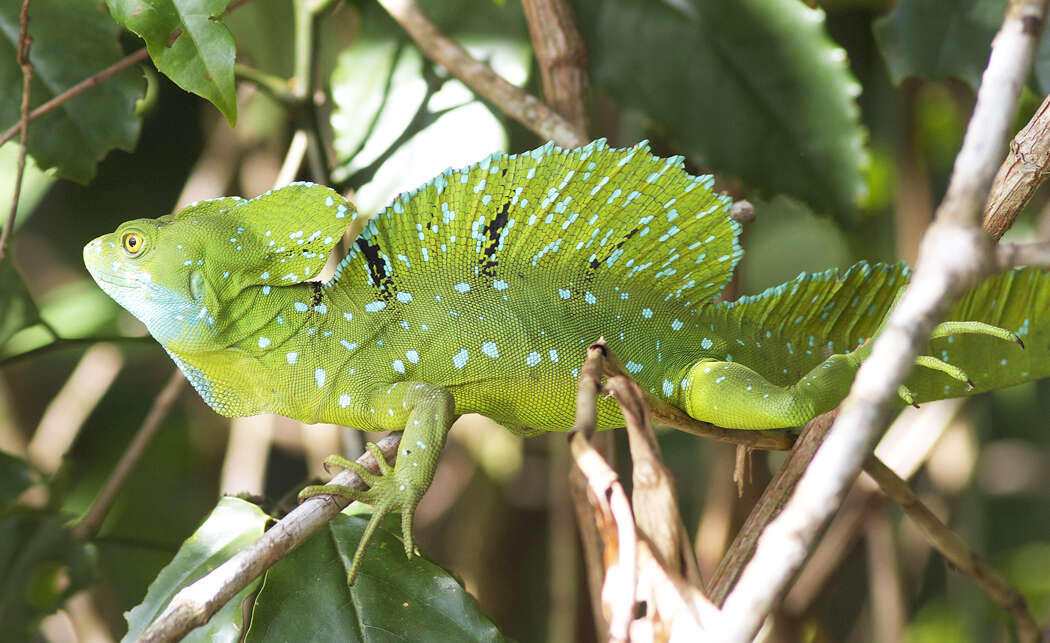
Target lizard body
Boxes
[84,140,1050,580]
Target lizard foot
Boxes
[298,444,420,585]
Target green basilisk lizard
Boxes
[84,140,1047,582]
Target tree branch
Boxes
[72,369,186,541]
[984,91,1050,239]
[715,2,1050,639]
[862,457,1039,642]
[521,0,589,135]
[376,0,586,149]
[0,0,35,261]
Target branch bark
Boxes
[715,2,1050,639]
[521,0,589,135]
[376,0,586,149]
[984,91,1050,239]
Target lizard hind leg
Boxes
[681,353,858,430]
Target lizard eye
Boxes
[122,232,144,255]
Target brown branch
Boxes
[984,91,1050,240]
[707,410,837,603]
[0,0,34,261]
[566,343,636,642]
[72,369,186,541]
[376,0,587,148]
[521,0,589,135]
[862,457,1039,643]
[0,48,149,149]
[138,431,403,643]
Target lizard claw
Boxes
[897,385,919,408]
[298,444,423,584]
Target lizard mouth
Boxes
[83,238,154,293]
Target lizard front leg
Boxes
[299,381,455,584]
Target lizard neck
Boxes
[256,279,398,425]
[169,278,400,425]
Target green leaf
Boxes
[122,497,269,643]
[246,510,504,642]
[873,0,1004,89]
[574,0,867,218]
[0,256,40,350]
[0,512,97,640]
[0,0,143,183]
[107,0,237,126]
[0,452,36,513]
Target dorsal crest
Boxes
[330,139,742,309]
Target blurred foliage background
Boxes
[1,0,1049,641]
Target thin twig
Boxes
[376,0,586,149]
[716,2,1049,639]
[0,49,149,149]
[72,369,186,541]
[137,431,403,642]
[862,457,1039,643]
[292,0,333,184]
[995,239,1050,269]
[0,335,154,368]
[707,410,837,603]
[0,0,34,262]
[567,343,636,643]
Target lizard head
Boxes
[83,183,357,356]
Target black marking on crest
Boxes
[583,227,640,282]
[309,282,324,306]
[357,237,395,299]
[478,199,511,278]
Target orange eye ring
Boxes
[122,232,144,255]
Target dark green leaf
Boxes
[0,452,36,513]
[106,0,237,126]
[0,511,97,640]
[873,0,1004,89]
[575,0,867,218]
[0,0,144,183]
[246,510,504,642]
[0,256,40,349]
[122,497,269,643]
